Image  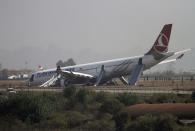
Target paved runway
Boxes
[0,86,193,95]
[95,89,192,94]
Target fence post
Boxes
[181,76,183,86]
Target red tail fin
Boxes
[147,24,172,55]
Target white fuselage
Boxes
[27,24,179,87]
[29,53,172,86]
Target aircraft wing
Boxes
[174,48,191,55]
[158,59,177,64]
[40,74,60,87]
[40,70,94,87]
[60,70,94,79]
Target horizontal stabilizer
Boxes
[158,55,184,65]
[158,59,177,65]
[174,48,191,55]
[159,48,191,65]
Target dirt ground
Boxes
[0,80,26,88]
[125,103,195,119]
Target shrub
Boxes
[125,114,177,131]
[126,114,156,131]
[99,99,123,114]
[0,116,28,130]
[65,87,92,110]
[44,113,68,129]
[0,93,57,123]
[84,119,115,131]
[117,93,138,106]
[155,114,177,131]
[114,111,130,131]
[145,94,177,104]
[65,111,88,128]
[76,88,89,104]
[63,85,76,99]
[95,91,109,103]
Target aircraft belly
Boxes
[104,63,134,79]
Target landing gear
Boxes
[94,65,105,86]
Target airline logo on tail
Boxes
[147,24,172,55]
[154,33,169,53]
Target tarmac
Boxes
[0,86,193,95]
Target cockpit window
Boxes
[30,74,34,82]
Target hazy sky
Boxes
[0,0,194,72]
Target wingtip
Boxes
[174,48,192,55]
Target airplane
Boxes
[28,24,191,87]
